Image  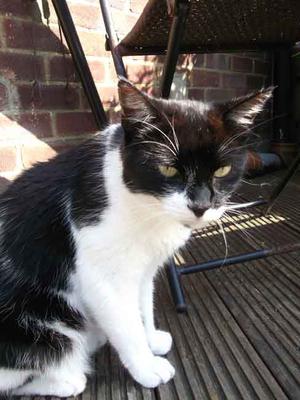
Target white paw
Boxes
[148,330,173,355]
[131,356,175,388]
[12,374,87,397]
[54,375,87,397]
[52,372,87,397]
[53,381,83,397]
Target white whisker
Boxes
[128,117,178,155]
[219,130,250,153]
[217,219,228,266]
[126,140,177,157]
[162,112,179,152]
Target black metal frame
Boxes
[160,0,190,98]
[52,0,107,130]
[99,0,127,77]
[168,239,300,312]
[52,0,300,312]
[168,200,300,312]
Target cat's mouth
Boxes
[183,206,226,229]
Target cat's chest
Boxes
[74,215,191,271]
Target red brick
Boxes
[4,18,62,53]
[68,3,103,30]
[79,88,90,110]
[188,88,205,101]
[234,88,250,97]
[129,0,148,14]
[0,83,8,111]
[113,11,137,35]
[80,86,114,111]
[0,0,32,19]
[246,75,265,90]
[49,55,78,82]
[205,89,236,102]
[17,84,80,110]
[97,86,118,105]
[18,112,53,138]
[0,146,17,172]
[55,112,98,135]
[206,54,230,70]
[231,57,253,73]
[110,0,126,10]
[0,113,53,141]
[127,65,154,85]
[0,52,44,81]
[192,70,220,87]
[22,142,81,168]
[222,73,246,89]
[80,86,118,111]
[254,60,269,75]
[88,60,106,83]
[21,144,57,169]
[0,114,20,139]
[78,31,107,57]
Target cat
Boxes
[0,78,272,396]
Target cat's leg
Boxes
[0,369,32,392]
[13,356,87,397]
[12,373,87,397]
[13,325,88,397]
[83,283,175,388]
[140,274,173,356]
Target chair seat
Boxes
[118,0,300,55]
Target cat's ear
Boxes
[118,77,157,122]
[222,87,274,126]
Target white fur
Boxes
[3,128,226,394]
[0,369,32,391]
[70,140,191,388]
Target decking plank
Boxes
[178,236,285,399]
[189,206,300,398]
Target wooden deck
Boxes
[19,170,300,399]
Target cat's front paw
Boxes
[148,330,173,355]
[131,356,175,388]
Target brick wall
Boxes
[0,0,271,180]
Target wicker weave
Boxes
[118,0,300,55]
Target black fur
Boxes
[118,79,272,211]
[0,136,106,369]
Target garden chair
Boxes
[52,0,300,312]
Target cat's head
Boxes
[118,78,272,229]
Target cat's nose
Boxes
[188,205,209,218]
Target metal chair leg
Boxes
[167,257,187,313]
[99,0,127,77]
[264,151,300,215]
[52,0,107,129]
[160,0,190,98]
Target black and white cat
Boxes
[0,78,272,396]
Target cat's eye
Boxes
[214,165,232,178]
[158,165,179,178]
